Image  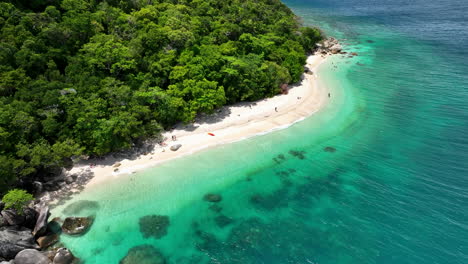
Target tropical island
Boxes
[0,0,347,263]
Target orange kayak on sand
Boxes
[208,133,215,136]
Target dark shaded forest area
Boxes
[0,0,322,191]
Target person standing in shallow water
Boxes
[328,93,331,98]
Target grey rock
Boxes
[14,249,50,264]
[0,216,7,228]
[170,144,182,151]
[33,181,43,195]
[32,206,49,237]
[0,226,38,260]
[22,208,37,230]
[65,177,74,184]
[53,248,75,264]
[1,210,24,226]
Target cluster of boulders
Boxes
[0,202,92,263]
[315,37,360,58]
[316,37,343,54]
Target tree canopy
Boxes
[0,0,323,192]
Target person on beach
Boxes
[275,107,278,112]
[172,135,176,141]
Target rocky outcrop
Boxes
[1,210,25,226]
[61,217,93,236]
[139,215,170,239]
[0,226,38,260]
[170,144,182,151]
[316,37,343,55]
[22,208,38,230]
[53,248,75,264]
[14,249,50,264]
[203,194,222,203]
[119,245,165,264]
[33,205,49,237]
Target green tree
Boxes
[2,189,33,214]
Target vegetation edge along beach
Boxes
[0,0,348,263]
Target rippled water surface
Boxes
[52,0,468,263]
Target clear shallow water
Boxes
[51,0,468,263]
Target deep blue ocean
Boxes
[51,0,468,263]
[284,0,468,262]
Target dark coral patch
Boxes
[288,150,306,159]
[203,193,222,203]
[139,215,170,239]
[324,146,336,153]
[209,204,223,213]
[215,215,234,228]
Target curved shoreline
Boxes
[66,54,330,188]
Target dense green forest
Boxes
[0,0,323,191]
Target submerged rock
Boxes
[36,234,59,249]
[61,217,93,235]
[324,146,337,153]
[288,150,306,160]
[208,204,223,213]
[215,215,233,228]
[14,249,50,264]
[47,218,63,235]
[62,200,99,216]
[119,245,165,264]
[203,194,222,203]
[139,215,170,239]
[250,188,289,211]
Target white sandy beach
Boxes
[68,54,330,187]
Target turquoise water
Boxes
[51,0,468,263]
